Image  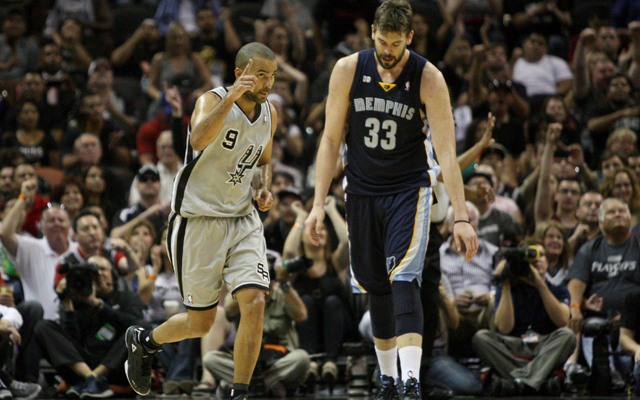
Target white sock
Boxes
[399,346,422,383]
[375,346,398,378]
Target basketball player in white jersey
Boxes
[124,42,278,400]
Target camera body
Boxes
[58,262,100,298]
[491,246,541,285]
[283,256,313,273]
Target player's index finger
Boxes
[242,59,253,75]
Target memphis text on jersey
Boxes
[353,97,416,121]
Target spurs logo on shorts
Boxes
[227,144,264,186]
[256,262,269,281]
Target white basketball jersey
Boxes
[171,87,273,218]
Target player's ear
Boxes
[406,30,414,46]
[371,25,376,41]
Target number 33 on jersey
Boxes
[344,49,438,196]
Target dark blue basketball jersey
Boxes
[344,49,438,196]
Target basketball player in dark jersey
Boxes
[305,1,478,399]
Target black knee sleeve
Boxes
[369,293,395,340]
[392,280,424,337]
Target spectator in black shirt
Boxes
[587,74,640,165]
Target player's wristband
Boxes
[454,220,470,224]
[293,222,303,229]
[18,194,27,201]
[570,303,581,309]
[147,274,157,280]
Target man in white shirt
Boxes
[0,178,77,382]
[513,32,573,112]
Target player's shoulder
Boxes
[419,60,447,94]
[420,60,443,81]
[194,88,224,108]
[333,53,360,75]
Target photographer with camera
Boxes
[34,254,144,398]
[281,195,351,390]
[472,239,575,397]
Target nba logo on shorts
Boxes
[187,295,193,305]
[405,81,410,91]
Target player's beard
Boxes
[243,89,268,104]
[375,45,406,70]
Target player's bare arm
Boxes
[422,61,478,260]
[190,60,258,151]
[304,54,358,244]
[253,103,278,212]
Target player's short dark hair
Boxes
[235,42,276,70]
[373,0,413,36]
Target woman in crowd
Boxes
[126,220,156,274]
[49,175,86,221]
[1,100,58,168]
[535,220,572,287]
[83,164,122,223]
[147,22,211,110]
[281,196,351,390]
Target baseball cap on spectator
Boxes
[88,57,111,76]
[464,171,493,186]
[137,164,160,179]
[277,186,303,202]
[480,143,507,162]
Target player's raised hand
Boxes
[254,188,273,211]
[454,221,478,261]
[304,205,325,246]
[228,59,258,102]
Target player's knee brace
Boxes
[369,293,395,340]
[392,280,424,337]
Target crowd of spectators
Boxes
[2,0,640,398]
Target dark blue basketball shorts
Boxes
[345,186,433,296]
